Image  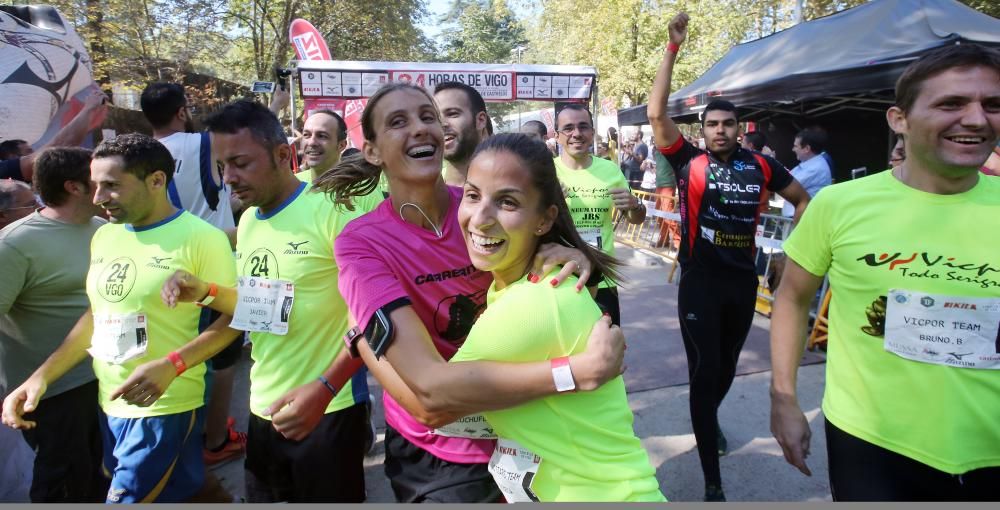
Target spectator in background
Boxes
[596,142,611,160]
[0,89,108,183]
[640,155,657,191]
[0,148,108,502]
[653,148,679,249]
[0,181,37,229]
[889,135,906,168]
[741,130,775,156]
[621,130,648,185]
[606,127,619,164]
[783,127,832,218]
[0,140,32,160]
[982,142,999,176]
[519,120,548,143]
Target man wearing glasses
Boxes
[554,103,646,325]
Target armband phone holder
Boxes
[365,308,395,360]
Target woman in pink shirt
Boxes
[313,82,625,502]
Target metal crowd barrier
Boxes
[611,190,826,319]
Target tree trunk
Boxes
[85,0,110,91]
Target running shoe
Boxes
[204,417,247,466]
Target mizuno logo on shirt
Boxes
[284,240,310,255]
[147,256,173,270]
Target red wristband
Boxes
[167,351,187,375]
[667,42,680,54]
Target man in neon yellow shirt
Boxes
[296,109,382,210]
[770,44,1000,500]
[2,134,237,503]
[152,101,375,502]
[554,104,646,325]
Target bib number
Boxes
[433,414,497,439]
[578,228,602,250]
[884,289,1000,369]
[230,276,294,335]
[89,312,148,364]
[488,438,541,503]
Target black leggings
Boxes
[825,419,999,501]
[677,265,758,486]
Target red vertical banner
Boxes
[342,99,368,149]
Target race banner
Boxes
[392,70,514,100]
[295,62,597,104]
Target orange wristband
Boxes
[167,351,187,375]
[196,282,218,308]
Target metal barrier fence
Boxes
[611,190,826,318]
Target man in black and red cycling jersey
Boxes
[647,12,810,502]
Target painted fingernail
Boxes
[550,278,558,286]
[528,273,539,283]
[602,312,611,317]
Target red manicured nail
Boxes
[550,278,558,286]
[528,273,539,283]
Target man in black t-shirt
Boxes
[647,12,810,503]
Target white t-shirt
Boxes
[158,132,234,230]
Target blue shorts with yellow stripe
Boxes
[101,407,206,503]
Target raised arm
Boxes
[648,12,689,150]
[15,89,108,181]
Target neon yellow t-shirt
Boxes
[784,171,1000,474]
[451,273,665,502]
[296,168,384,212]
[236,183,369,418]
[555,156,628,288]
[88,210,236,418]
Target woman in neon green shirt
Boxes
[448,133,665,502]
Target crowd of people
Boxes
[1,10,998,504]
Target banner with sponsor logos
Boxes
[295,61,597,104]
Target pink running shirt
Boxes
[336,186,495,464]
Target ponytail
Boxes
[310,153,381,210]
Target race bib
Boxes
[488,438,542,503]
[884,289,1000,369]
[88,312,148,364]
[433,414,497,439]
[230,276,294,335]
[578,227,602,250]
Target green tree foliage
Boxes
[29,0,433,87]
[958,0,1000,18]
[221,0,435,83]
[439,0,528,128]
[440,0,527,63]
[526,0,871,108]
[39,0,229,87]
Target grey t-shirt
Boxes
[0,212,105,399]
